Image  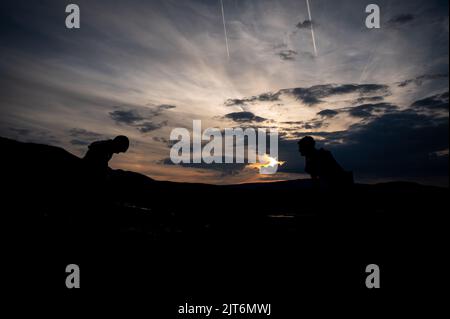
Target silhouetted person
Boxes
[298,136,353,187]
[83,135,129,175]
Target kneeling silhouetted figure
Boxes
[298,136,353,188]
[83,135,129,174]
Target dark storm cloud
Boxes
[282,119,326,130]
[353,96,385,104]
[158,104,176,110]
[284,84,390,105]
[225,92,281,107]
[151,104,177,116]
[303,121,325,130]
[224,112,267,123]
[347,103,397,118]
[109,105,173,133]
[256,92,282,102]
[348,109,371,118]
[328,111,448,180]
[317,109,339,118]
[411,91,449,110]
[277,49,298,61]
[316,103,397,121]
[388,14,415,26]
[296,20,312,29]
[138,120,168,133]
[110,110,144,125]
[226,84,390,107]
[397,73,449,87]
[225,99,247,107]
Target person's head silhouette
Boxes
[83,135,130,173]
[298,136,316,157]
[112,135,129,153]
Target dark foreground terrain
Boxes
[2,137,447,315]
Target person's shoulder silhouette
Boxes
[83,135,129,171]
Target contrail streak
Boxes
[220,0,230,60]
[306,0,318,56]
[359,52,375,84]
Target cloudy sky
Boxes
[0,0,448,186]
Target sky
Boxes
[0,0,448,186]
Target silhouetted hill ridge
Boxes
[1,136,445,192]
[2,136,447,248]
